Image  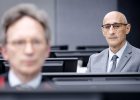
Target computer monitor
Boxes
[0,58,78,73]
[42,73,140,88]
[41,72,140,100]
[0,73,140,100]
[43,58,78,72]
[0,58,5,74]
[76,45,108,52]
[51,45,68,50]
[51,50,98,67]
[0,89,140,100]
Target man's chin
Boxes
[108,42,118,47]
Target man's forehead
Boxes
[103,13,126,24]
[103,18,123,25]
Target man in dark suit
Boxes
[0,3,51,89]
[87,11,140,73]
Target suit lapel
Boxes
[115,43,132,72]
[96,49,109,72]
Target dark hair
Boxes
[0,3,51,46]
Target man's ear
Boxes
[45,45,51,58]
[126,24,131,35]
[1,46,8,60]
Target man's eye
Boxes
[114,25,120,28]
[105,25,111,29]
[14,41,25,45]
[33,40,42,44]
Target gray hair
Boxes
[0,3,51,46]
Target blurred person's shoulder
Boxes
[0,73,9,90]
[37,76,54,91]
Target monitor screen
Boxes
[51,45,68,50]
[0,58,78,73]
[43,58,78,72]
[76,45,108,51]
[0,73,140,100]
[0,58,5,74]
[50,50,98,67]
[42,73,140,86]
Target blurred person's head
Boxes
[0,3,51,82]
[101,11,131,53]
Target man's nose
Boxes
[109,25,115,35]
[24,43,34,55]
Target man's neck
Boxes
[110,41,126,54]
[12,70,39,84]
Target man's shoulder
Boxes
[37,76,54,91]
[90,48,108,58]
[132,45,140,51]
[128,43,140,54]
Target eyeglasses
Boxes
[7,39,47,49]
[102,23,128,30]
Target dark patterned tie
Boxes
[110,55,118,72]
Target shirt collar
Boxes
[8,70,42,88]
[109,42,127,62]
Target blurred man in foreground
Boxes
[0,3,51,89]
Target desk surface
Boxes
[1,73,140,100]
[0,87,140,100]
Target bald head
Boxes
[103,11,128,25]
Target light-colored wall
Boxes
[56,0,117,50]
[0,0,55,45]
[0,0,117,50]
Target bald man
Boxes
[87,11,140,73]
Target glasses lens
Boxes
[102,23,127,30]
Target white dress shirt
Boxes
[8,70,42,89]
[107,42,127,72]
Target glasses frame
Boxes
[101,23,128,30]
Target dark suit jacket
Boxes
[87,43,140,73]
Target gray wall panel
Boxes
[56,0,117,50]
[0,0,55,45]
[0,0,117,50]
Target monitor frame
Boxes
[0,58,78,73]
[50,50,99,67]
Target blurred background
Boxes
[0,0,139,50]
